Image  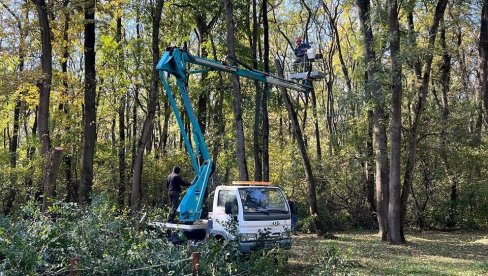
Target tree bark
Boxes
[481,0,488,126]
[42,147,64,211]
[116,12,126,210]
[438,19,457,228]
[210,33,226,167]
[130,8,141,186]
[356,0,389,241]
[400,0,449,242]
[387,0,403,245]
[365,109,376,220]
[78,0,97,204]
[252,0,262,181]
[310,86,322,161]
[224,0,249,180]
[60,0,76,203]
[2,1,23,214]
[32,0,61,210]
[261,0,270,181]
[276,59,323,235]
[33,0,52,171]
[161,97,170,152]
[130,0,163,215]
[196,13,210,139]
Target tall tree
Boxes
[224,0,249,180]
[252,0,263,181]
[400,0,449,241]
[275,59,323,235]
[481,0,488,126]
[261,0,270,181]
[387,0,403,244]
[78,0,97,204]
[130,0,164,215]
[31,0,64,211]
[116,7,126,210]
[356,0,390,241]
[60,0,76,203]
[437,18,457,228]
[1,0,23,214]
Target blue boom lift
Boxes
[156,47,311,224]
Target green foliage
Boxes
[311,245,355,275]
[0,197,190,274]
[0,197,293,275]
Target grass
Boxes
[288,230,488,275]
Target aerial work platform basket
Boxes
[288,47,325,81]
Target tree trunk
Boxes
[438,19,457,228]
[387,0,403,245]
[365,109,376,220]
[356,0,389,241]
[261,0,270,181]
[310,86,322,161]
[252,0,262,181]
[131,9,141,183]
[130,0,163,215]
[481,0,488,126]
[78,0,97,204]
[116,13,126,210]
[275,59,323,235]
[61,1,76,203]
[42,147,64,211]
[33,0,60,210]
[400,0,449,242]
[210,33,226,167]
[2,1,23,214]
[161,96,170,151]
[34,0,52,171]
[224,0,249,180]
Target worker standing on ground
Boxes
[288,196,298,233]
[167,166,192,222]
[294,37,311,70]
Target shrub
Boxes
[0,197,290,275]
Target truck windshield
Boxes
[238,187,289,214]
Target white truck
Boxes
[155,182,292,253]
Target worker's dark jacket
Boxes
[294,43,311,58]
[167,173,190,193]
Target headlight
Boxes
[240,233,257,242]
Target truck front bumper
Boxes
[238,238,292,253]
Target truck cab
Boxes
[208,182,292,253]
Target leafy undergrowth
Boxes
[0,197,290,275]
[2,198,486,275]
[288,231,488,275]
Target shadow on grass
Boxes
[290,231,488,275]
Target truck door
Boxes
[213,189,239,237]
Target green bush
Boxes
[0,197,290,275]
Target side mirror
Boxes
[225,202,232,215]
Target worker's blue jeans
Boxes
[291,214,297,231]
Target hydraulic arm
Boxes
[156,47,308,223]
